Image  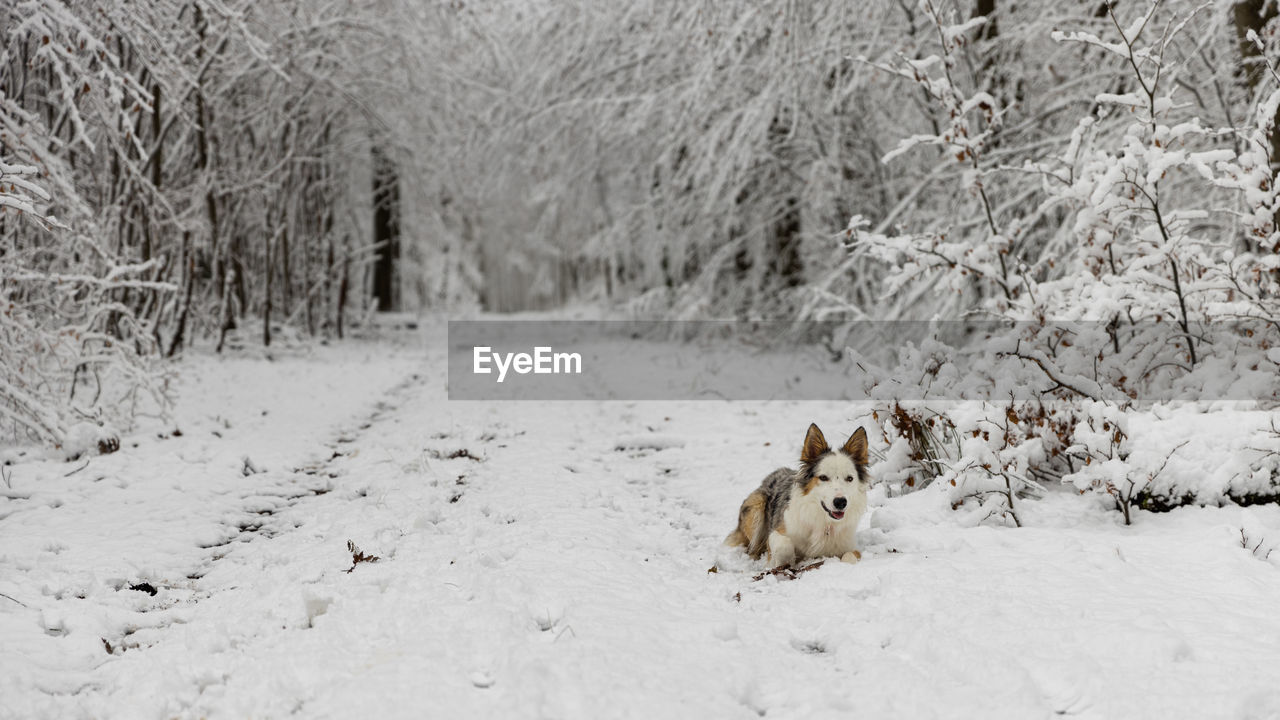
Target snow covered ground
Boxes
[4,323,1280,719]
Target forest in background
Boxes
[4,0,1280,518]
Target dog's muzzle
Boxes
[822,500,846,520]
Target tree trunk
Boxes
[371,145,400,312]
[1235,1,1280,167]
[337,250,350,339]
[168,233,194,358]
[765,115,803,292]
[216,266,237,354]
[263,232,273,348]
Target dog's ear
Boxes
[800,423,830,464]
[843,427,869,465]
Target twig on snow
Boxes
[64,460,90,477]
[751,560,825,582]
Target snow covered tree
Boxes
[846,0,1280,518]
[1,0,459,449]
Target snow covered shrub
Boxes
[1128,416,1280,511]
[3,0,444,451]
[1,1,172,451]
[865,382,1090,527]
[872,401,1044,527]
[1060,400,1144,523]
[850,335,1089,526]
[844,1,1280,520]
[0,160,53,227]
[1224,424,1280,505]
[1,203,171,452]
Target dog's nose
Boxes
[833,497,847,510]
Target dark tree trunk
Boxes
[767,196,803,288]
[168,233,194,358]
[765,115,803,290]
[973,0,998,40]
[325,238,336,335]
[371,145,400,312]
[280,223,291,329]
[263,232,273,348]
[1234,0,1275,95]
[216,266,237,354]
[337,249,350,339]
[1234,0,1280,232]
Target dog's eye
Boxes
[819,475,829,482]
[846,475,853,483]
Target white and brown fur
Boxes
[725,424,870,567]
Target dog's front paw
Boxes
[840,550,862,564]
[767,531,796,568]
[767,551,796,569]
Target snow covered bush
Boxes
[1,0,177,451]
[2,0,458,451]
[1,152,170,451]
[0,256,170,453]
[2,66,167,450]
[844,0,1280,520]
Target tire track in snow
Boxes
[0,340,432,718]
[188,370,428,574]
[53,367,432,713]
[177,369,429,593]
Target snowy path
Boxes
[4,331,1280,719]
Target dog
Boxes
[725,423,870,567]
